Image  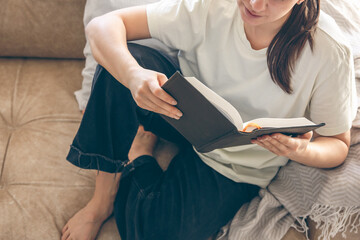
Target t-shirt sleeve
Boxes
[146,0,211,51]
[309,43,358,136]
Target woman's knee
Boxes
[90,64,118,93]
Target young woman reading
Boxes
[61,0,356,239]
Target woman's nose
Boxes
[249,0,267,12]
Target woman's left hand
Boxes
[251,131,313,159]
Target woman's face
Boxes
[237,0,304,27]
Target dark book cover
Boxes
[161,72,325,153]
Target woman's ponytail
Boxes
[267,0,320,94]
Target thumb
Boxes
[299,131,313,141]
[157,73,168,86]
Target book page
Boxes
[185,77,244,130]
[243,117,316,131]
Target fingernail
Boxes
[172,100,177,105]
[177,112,183,117]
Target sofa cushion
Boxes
[0,57,177,240]
[0,58,114,239]
[0,0,86,58]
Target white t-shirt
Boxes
[146,0,357,187]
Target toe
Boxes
[138,125,145,133]
[62,224,68,234]
[61,228,70,240]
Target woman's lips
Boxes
[244,6,262,18]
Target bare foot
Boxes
[128,125,158,162]
[61,198,113,240]
[61,126,157,240]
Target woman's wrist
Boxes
[289,137,349,168]
[123,64,142,87]
[288,141,318,165]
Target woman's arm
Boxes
[86,6,149,82]
[251,130,351,168]
[85,6,182,119]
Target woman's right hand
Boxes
[126,67,183,120]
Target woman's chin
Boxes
[240,7,265,26]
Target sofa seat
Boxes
[0,58,120,239]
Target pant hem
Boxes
[66,145,128,173]
[120,155,164,195]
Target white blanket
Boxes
[321,0,360,59]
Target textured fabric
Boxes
[147,0,357,187]
[321,0,360,59]
[0,58,93,239]
[0,58,124,240]
[0,0,86,58]
[216,142,360,240]
[353,59,360,128]
[350,127,360,146]
[116,152,259,240]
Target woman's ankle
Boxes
[85,197,114,222]
[87,171,121,222]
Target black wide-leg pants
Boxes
[66,43,259,240]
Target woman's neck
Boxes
[243,12,290,50]
[244,25,277,50]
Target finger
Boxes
[298,131,313,140]
[256,136,286,155]
[267,136,293,154]
[137,83,182,118]
[157,72,168,86]
[252,139,279,154]
[270,133,296,148]
[146,90,182,117]
[133,78,182,118]
[149,76,178,105]
[62,224,69,234]
[141,95,181,119]
[260,136,281,155]
[136,97,159,114]
[61,229,70,240]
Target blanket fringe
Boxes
[292,205,360,240]
[292,216,310,239]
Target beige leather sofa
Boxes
[0,0,358,239]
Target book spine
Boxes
[196,130,241,153]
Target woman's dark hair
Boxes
[267,0,320,94]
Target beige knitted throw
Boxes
[217,143,360,240]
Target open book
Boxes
[161,72,325,153]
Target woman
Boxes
[61,0,356,239]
